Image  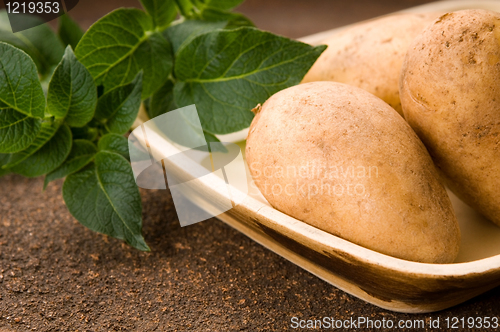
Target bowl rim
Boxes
[133,0,500,281]
[136,119,500,279]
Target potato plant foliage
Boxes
[0,0,325,250]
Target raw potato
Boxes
[400,10,500,227]
[246,82,460,264]
[302,13,439,115]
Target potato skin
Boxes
[400,10,500,226]
[246,82,460,263]
[303,13,438,115]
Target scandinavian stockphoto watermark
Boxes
[128,105,249,227]
[290,315,500,329]
[248,162,378,199]
[3,0,79,32]
[129,105,377,227]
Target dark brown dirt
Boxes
[4,1,500,331]
[2,175,500,332]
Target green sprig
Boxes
[0,2,325,251]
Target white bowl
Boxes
[134,0,500,313]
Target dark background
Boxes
[3,0,500,331]
[2,0,436,37]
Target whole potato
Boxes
[400,9,500,227]
[246,82,460,263]
[302,13,439,115]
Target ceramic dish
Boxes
[133,0,500,313]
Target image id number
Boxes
[5,2,60,14]
[445,317,499,329]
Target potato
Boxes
[246,82,460,263]
[400,9,500,227]
[302,13,439,116]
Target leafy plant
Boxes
[0,0,325,250]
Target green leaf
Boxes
[149,105,228,153]
[63,151,149,251]
[174,0,197,18]
[164,14,252,55]
[0,153,11,176]
[94,72,143,135]
[13,124,73,178]
[164,20,226,54]
[174,27,327,134]
[147,78,176,118]
[58,14,84,50]
[98,133,130,160]
[0,108,41,153]
[44,139,97,189]
[200,8,253,28]
[140,0,178,30]
[75,9,173,99]
[71,126,98,141]
[0,11,65,76]
[47,46,97,127]
[204,131,227,153]
[0,42,45,118]
[144,83,228,153]
[4,121,60,168]
[40,65,57,96]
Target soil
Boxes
[2,175,500,331]
[3,0,500,331]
